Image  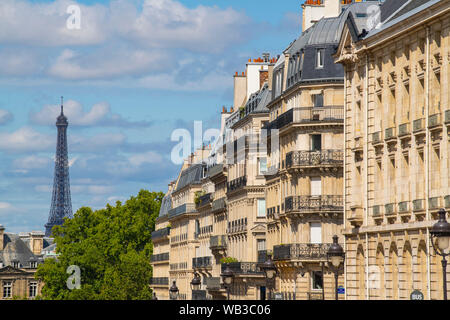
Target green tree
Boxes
[35,190,164,300]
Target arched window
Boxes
[417,241,428,299]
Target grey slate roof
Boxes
[158,194,173,218]
[175,163,204,192]
[364,0,442,39]
[281,1,380,91]
[0,233,42,268]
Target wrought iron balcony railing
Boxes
[273,243,332,261]
[227,218,248,233]
[221,262,263,275]
[196,193,213,208]
[211,197,226,212]
[227,176,247,192]
[149,277,169,286]
[151,227,170,241]
[257,250,268,263]
[210,235,227,250]
[284,195,343,213]
[192,256,212,269]
[285,150,343,168]
[168,203,197,219]
[207,164,224,178]
[150,252,169,263]
[264,106,344,132]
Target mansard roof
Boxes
[363,0,442,39]
[175,163,205,192]
[158,193,173,218]
[0,233,43,268]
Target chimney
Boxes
[30,231,45,255]
[259,69,269,89]
[0,225,4,250]
[233,72,247,109]
[268,64,274,91]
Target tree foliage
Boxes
[35,190,164,300]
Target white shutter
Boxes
[311,177,322,196]
[310,223,322,244]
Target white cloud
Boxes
[0,109,13,125]
[0,202,13,210]
[0,127,53,152]
[13,155,51,169]
[128,151,164,167]
[30,99,151,127]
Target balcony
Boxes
[211,197,226,213]
[385,203,396,219]
[445,110,450,125]
[273,243,332,261]
[192,256,212,269]
[372,131,383,146]
[284,195,343,214]
[151,227,170,241]
[196,193,213,208]
[384,127,396,142]
[428,113,442,130]
[413,199,425,212]
[168,203,197,219]
[150,252,169,263]
[413,118,425,133]
[149,277,169,286]
[227,218,248,234]
[429,197,442,211]
[221,262,263,275]
[207,164,224,179]
[398,123,411,138]
[206,277,222,291]
[285,150,343,169]
[257,250,268,263]
[210,235,227,251]
[263,106,344,132]
[227,176,247,193]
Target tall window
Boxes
[29,282,37,298]
[257,199,266,217]
[311,135,322,151]
[310,223,322,244]
[311,271,323,290]
[258,157,267,175]
[316,49,325,68]
[310,177,322,197]
[3,281,12,299]
[313,94,324,108]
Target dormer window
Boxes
[12,261,20,268]
[316,49,325,69]
[30,261,37,269]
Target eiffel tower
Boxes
[45,97,73,237]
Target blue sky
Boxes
[0,0,302,233]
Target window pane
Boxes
[259,158,267,174]
[257,199,266,217]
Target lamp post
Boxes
[190,272,201,300]
[221,265,234,300]
[327,235,345,301]
[430,208,450,300]
[169,280,179,300]
[261,254,278,300]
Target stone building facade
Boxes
[335,0,450,300]
[0,225,51,299]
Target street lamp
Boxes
[169,280,179,300]
[327,235,345,301]
[261,254,277,300]
[221,265,234,300]
[430,208,450,300]
[190,272,201,300]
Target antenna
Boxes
[61,96,64,114]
